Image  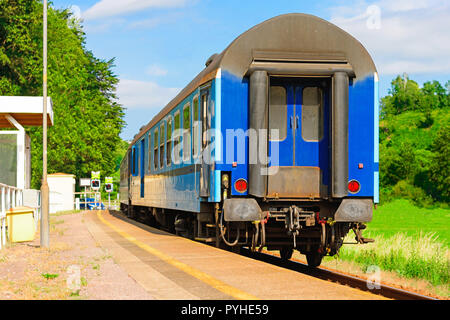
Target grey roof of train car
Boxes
[129,13,377,147]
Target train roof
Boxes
[129,13,377,147]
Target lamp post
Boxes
[40,0,49,248]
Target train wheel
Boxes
[280,247,293,260]
[306,251,323,268]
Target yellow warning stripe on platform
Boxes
[97,211,259,300]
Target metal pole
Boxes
[40,0,49,248]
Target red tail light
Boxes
[235,179,248,193]
[348,180,361,193]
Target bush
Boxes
[391,180,434,207]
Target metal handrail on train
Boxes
[0,182,24,249]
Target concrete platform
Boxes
[85,210,385,300]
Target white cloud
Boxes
[82,0,188,21]
[146,65,168,77]
[83,18,126,34]
[329,0,450,75]
[127,17,164,29]
[377,0,436,12]
[117,79,180,110]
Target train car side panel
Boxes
[348,75,376,197]
[216,70,250,196]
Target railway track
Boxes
[240,248,439,301]
[111,210,438,301]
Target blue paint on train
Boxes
[374,75,380,203]
[128,71,378,210]
[217,70,249,196]
[348,75,376,197]
[129,86,209,212]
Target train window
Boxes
[128,151,132,176]
[154,129,158,170]
[174,111,181,164]
[269,86,287,141]
[192,97,199,158]
[302,87,323,142]
[166,116,173,166]
[131,148,135,175]
[148,132,152,172]
[201,93,208,148]
[183,104,191,162]
[137,145,140,175]
[160,122,165,169]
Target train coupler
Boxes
[352,223,375,244]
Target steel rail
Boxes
[240,248,439,301]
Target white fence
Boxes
[0,183,41,249]
[0,183,23,249]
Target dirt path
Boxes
[0,211,154,300]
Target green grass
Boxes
[338,233,449,287]
[367,199,450,246]
[41,273,59,280]
[332,199,450,292]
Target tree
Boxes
[0,0,125,189]
[380,75,423,118]
[429,124,450,202]
[379,74,449,205]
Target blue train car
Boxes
[120,13,379,267]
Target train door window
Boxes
[138,145,140,175]
[302,87,323,142]
[129,149,133,175]
[174,111,181,164]
[153,129,159,170]
[201,93,208,148]
[133,147,138,176]
[183,103,191,162]
[192,97,199,158]
[148,132,152,172]
[269,86,287,141]
[160,122,165,169]
[166,116,173,166]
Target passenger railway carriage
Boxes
[120,13,379,267]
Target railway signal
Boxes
[105,177,113,193]
[105,177,113,208]
[91,171,100,191]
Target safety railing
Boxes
[74,191,104,211]
[74,192,120,211]
[0,183,24,249]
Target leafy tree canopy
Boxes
[0,0,125,189]
[379,75,449,206]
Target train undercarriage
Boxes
[121,199,373,268]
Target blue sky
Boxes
[51,0,450,140]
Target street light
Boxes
[41,0,49,248]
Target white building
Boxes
[48,173,75,213]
